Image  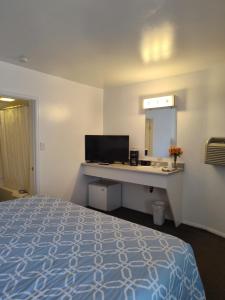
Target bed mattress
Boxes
[0,197,205,299]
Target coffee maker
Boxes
[130,149,139,166]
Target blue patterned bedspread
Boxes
[0,197,205,300]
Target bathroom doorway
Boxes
[0,96,36,201]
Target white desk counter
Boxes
[81,162,183,227]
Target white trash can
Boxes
[152,201,166,226]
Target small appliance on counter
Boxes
[140,160,151,166]
[130,149,139,166]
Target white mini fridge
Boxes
[88,180,122,211]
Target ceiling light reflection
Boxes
[141,23,174,63]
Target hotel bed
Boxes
[0,197,205,300]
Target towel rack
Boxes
[205,137,225,166]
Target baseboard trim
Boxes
[183,220,225,239]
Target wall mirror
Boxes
[145,107,177,157]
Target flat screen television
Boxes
[85,135,129,163]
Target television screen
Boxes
[85,135,129,163]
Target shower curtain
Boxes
[0,106,30,192]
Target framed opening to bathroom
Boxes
[0,92,39,197]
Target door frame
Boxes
[0,89,40,194]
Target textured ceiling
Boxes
[0,0,225,87]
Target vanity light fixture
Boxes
[143,95,175,109]
[0,97,15,102]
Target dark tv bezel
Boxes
[85,135,129,164]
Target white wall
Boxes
[104,64,225,236]
[0,61,103,205]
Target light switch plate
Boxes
[40,142,45,151]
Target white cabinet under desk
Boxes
[81,162,183,227]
